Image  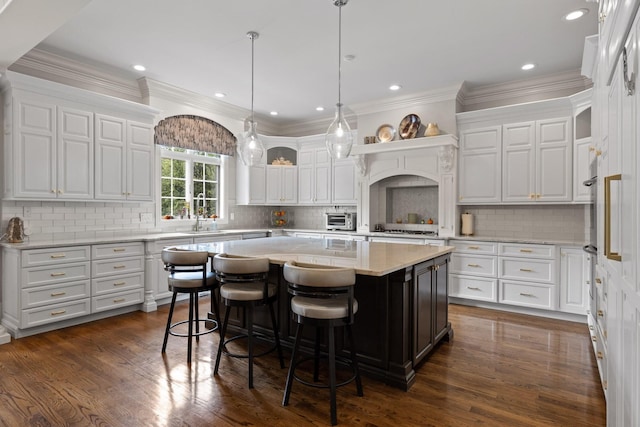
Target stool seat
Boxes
[220,282,277,301]
[291,296,358,320]
[168,271,216,289]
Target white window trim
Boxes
[155,146,229,230]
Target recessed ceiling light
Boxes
[133,64,146,71]
[316,106,325,111]
[270,111,278,116]
[521,63,535,71]
[564,9,588,21]
[214,92,226,98]
[389,84,402,91]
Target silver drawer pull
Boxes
[112,248,126,252]
[519,249,533,253]
[519,292,534,297]
[113,281,126,286]
[467,246,480,250]
[51,309,67,316]
[50,291,66,297]
[50,272,66,277]
[113,265,126,269]
[519,268,533,272]
[113,298,126,303]
[466,286,481,291]
[49,254,66,259]
[467,263,480,267]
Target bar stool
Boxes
[282,261,363,426]
[161,247,220,365]
[213,253,285,388]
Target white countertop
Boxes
[177,236,454,277]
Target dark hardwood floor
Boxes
[0,302,606,426]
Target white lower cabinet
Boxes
[559,246,590,315]
[90,242,144,313]
[144,237,194,310]
[450,240,498,302]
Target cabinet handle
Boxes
[112,248,126,252]
[113,298,126,303]
[623,47,635,96]
[528,193,535,199]
[113,281,126,286]
[597,310,604,317]
[592,336,597,342]
[467,263,480,267]
[58,189,63,194]
[519,249,533,253]
[595,277,602,284]
[113,265,126,269]
[51,189,56,193]
[597,351,604,360]
[519,292,534,297]
[466,286,481,291]
[536,194,541,199]
[50,254,66,259]
[589,325,594,330]
[519,268,533,272]
[604,174,622,261]
[50,272,66,277]
[50,309,67,316]
[50,291,66,297]
[467,246,480,250]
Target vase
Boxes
[424,122,440,137]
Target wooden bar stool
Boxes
[282,261,363,426]
[161,247,220,365]
[213,253,285,388]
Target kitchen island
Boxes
[178,236,454,390]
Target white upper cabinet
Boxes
[8,91,93,200]
[298,146,331,205]
[502,118,572,203]
[332,157,357,205]
[95,115,154,201]
[458,126,501,203]
[266,165,297,204]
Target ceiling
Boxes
[7,0,598,125]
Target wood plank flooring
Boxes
[0,302,606,426]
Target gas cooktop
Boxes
[379,229,438,236]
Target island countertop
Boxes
[175,236,455,276]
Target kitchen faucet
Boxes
[194,193,206,231]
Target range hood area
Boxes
[351,135,458,237]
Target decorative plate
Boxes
[398,114,421,139]
[376,124,396,143]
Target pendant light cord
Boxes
[251,33,256,123]
[337,2,342,107]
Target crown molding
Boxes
[459,69,592,110]
[9,48,142,102]
[350,83,462,116]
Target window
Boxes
[160,147,221,219]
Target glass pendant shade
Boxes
[325,103,353,159]
[239,120,265,166]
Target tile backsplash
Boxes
[459,204,589,242]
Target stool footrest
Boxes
[291,354,359,389]
[220,333,280,359]
[169,318,218,338]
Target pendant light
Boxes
[238,31,265,166]
[325,0,353,159]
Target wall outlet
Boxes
[140,213,153,223]
[23,206,31,218]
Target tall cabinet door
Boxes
[537,117,572,202]
[502,121,535,202]
[13,96,57,199]
[458,126,501,203]
[57,107,93,199]
[127,121,154,201]
[95,114,126,200]
[332,157,356,205]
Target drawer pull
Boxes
[597,351,604,360]
[595,278,602,284]
[592,336,597,342]
[519,293,535,297]
[50,291,66,297]
[113,281,126,286]
[467,263,481,267]
[50,309,67,316]
[519,268,533,272]
[50,272,66,277]
[466,286,482,291]
[112,248,126,252]
[113,265,126,269]
[49,254,66,259]
[113,298,126,303]
[597,310,604,317]
[519,249,533,253]
[467,246,480,250]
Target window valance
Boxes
[154,115,236,156]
